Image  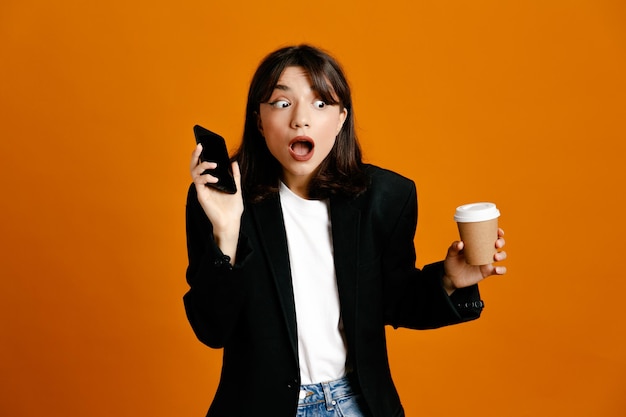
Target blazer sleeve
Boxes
[183,184,252,348]
[381,179,483,329]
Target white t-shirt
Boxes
[279,182,347,384]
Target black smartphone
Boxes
[193,125,237,194]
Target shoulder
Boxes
[346,165,418,236]
[363,164,416,200]
[342,164,417,219]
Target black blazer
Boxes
[184,165,483,417]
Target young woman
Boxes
[184,44,507,417]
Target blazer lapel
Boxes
[329,195,361,345]
[250,193,362,360]
[250,195,298,358]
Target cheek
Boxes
[317,128,338,155]
[320,116,343,140]
[267,138,281,153]
[260,123,286,159]
[263,128,284,153]
[259,113,284,138]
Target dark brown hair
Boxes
[233,44,368,202]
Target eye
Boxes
[313,100,326,109]
[268,100,290,109]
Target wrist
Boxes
[213,228,240,265]
[442,275,456,296]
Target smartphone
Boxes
[193,125,237,194]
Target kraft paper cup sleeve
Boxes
[454,203,500,265]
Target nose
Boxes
[291,102,310,128]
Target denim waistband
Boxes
[298,374,359,407]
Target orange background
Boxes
[1,0,625,416]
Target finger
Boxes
[494,250,507,262]
[193,174,219,188]
[498,228,505,237]
[201,173,220,184]
[495,236,506,249]
[190,143,203,171]
[192,161,218,180]
[447,240,464,257]
[192,165,220,187]
[231,161,241,181]
[493,265,507,275]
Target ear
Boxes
[336,107,348,134]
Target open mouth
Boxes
[289,136,315,161]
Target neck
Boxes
[282,174,311,199]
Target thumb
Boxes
[232,161,242,192]
[447,240,464,258]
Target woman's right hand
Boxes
[190,143,244,263]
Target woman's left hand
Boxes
[442,228,507,295]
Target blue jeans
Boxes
[296,374,369,417]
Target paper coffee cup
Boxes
[454,202,500,265]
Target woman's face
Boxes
[258,66,347,197]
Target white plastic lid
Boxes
[454,202,500,222]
